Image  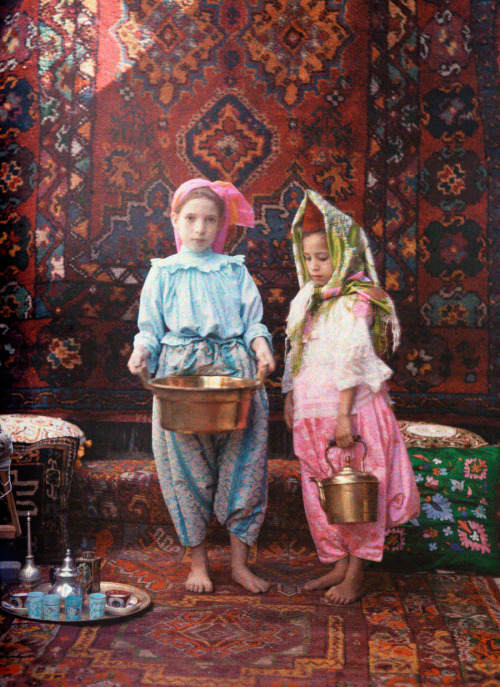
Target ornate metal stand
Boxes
[19,513,42,588]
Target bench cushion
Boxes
[381,446,500,575]
[0,414,87,563]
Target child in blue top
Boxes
[128,178,275,594]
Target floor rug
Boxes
[1,535,500,686]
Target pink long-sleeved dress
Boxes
[283,285,420,563]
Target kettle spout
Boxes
[309,477,327,513]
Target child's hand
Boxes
[127,346,150,375]
[335,415,355,450]
[251,337,276,374]
[284,391,294,431]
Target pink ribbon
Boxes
[348,271,367,281]
[321,286,342,300]
[171,178,254,253]
[320,271,370,300]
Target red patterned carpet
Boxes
[1,0,499,425]
[2,0,500,679]
[1,532,500,686]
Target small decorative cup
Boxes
[8,589,30,609]
[64,594,83,621]
[42,594,60,621]
[105,589,132,609]
[27,591,44,619]
[88,592,106,619]
[76,551,101,594]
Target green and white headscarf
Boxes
[288,190,401,375]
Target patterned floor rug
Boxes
[1,534,499,686]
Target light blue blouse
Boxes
[134,247,272,372]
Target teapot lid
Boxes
[58,549,78,575]
[324,456,378,486]
[331,463,378,485]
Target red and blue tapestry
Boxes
[1,0,499,424]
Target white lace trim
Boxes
[283,295,393,402]
[151,253,245,273]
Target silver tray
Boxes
[0,581,151,624]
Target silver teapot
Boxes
[49,549,85,600]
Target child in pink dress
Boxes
[282,190,420,604]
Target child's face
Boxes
[172,197,222,252]
[302,232,333,286]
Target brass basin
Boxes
[137,368,265,434]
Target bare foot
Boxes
[229,532,270,594]
[324,555,364,605]
[186,568,214,593]
[231,565,271,594]
[185,541,213,593]
[303,556,349,591]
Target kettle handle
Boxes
[324,435,368,472]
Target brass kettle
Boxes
[49,549,85,600]
[310,435,379,524]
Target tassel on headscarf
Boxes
[287,190,401,376]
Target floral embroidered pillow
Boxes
[381,446,500,575]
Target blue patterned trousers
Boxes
[152,339,269,547]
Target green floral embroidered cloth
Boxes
[381,446,500,575]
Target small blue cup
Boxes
[88,592,106,619]
[43,594,60,621]
[64,594,83,621]
[26,591,44,619]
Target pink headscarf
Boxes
[171,178,254,253]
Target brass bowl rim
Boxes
[148,375,260,392]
